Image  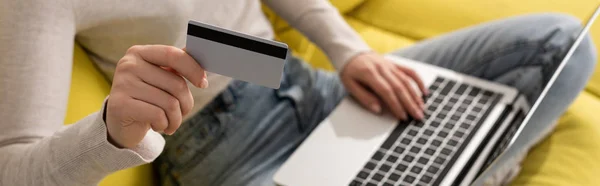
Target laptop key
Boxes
[427,166,439,174]
[432,140,442,147]
[404,175,416,183]
[350,180,362,186]
[394,147,405,154]
[466,115,476,120]
[411,166,423,174]
[380,164,392,172]
[440,81,456,95]
[424,112,431,118]
[401,138,411,145]
[469,87,481,96]
[365,162,376,170]
[455,131,465,138]
[410,147,421,153]
[366,183,377,186]
[473,107,482,112]
[431,121,440,127]
[424,129,434,136]
[396,164,408,171]
[389,173,401,181]
[373,151,384,160]
[425,148,435,155]
[438,131,448,138]
[434,77,444,83]
[448,139,459,146]
[383,182,394,186]
[358,171,369,179]
[464,99,472,104]
[403,155,414,162]
[387,155,399,163]
[418,157,429,164]
[441,148,452,155]
[372,173,384,181]
[460,123,470,129]
[457,84,468,94]
[417,138,427,144]
[421,175,433,183]
[478,98,487,104]
[434,157,445,164]
[408,129,418,136]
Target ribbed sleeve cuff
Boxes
[54,98,164,183]
[86,98,165,171]
[84,112,165,172]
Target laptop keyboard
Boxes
[350,77,502,186]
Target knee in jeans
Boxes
[509,13,582,44]
[536,13,599,77]
[527,13,581,32]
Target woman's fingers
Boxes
[391,67,425,109]
[379,66,424,120]
[124,97,169,133]
[397,65,428,95]
[357,68,408,120]
[136,61,194,116]
[106,93,168,148]
[107,45,207,148]
[126,45,208,88]
[342,77,382,114]
[126,77,183,135]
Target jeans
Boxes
[155,13,597,186]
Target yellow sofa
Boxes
[65,0,600,185]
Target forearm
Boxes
[262,0,371,71]
[0,108,165,185]
[0,1,164,185]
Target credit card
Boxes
[186,20,288,89]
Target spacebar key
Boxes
[381,120,410,149]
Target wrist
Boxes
[339,50,374,74]
[103,98,125,149]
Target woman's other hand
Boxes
[341,52,427,121]
[106,45,207,148]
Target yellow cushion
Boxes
[350,0,600,95]
[66,43,156,186]
[511,91,600,185]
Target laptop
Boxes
[274,6,599,186]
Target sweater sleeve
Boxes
[0,1,164,185]
[262,0,372,72]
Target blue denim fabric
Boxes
[154,13,596,186]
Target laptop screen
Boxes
[472,5,600,185]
